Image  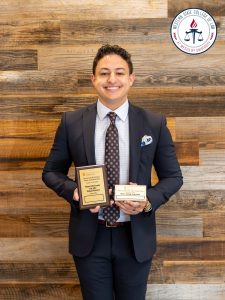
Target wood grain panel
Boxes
[0,21,60,47]
[217,17,225,41]
[0,139,52,160]
[156,237,225,260]
[39,46,95,72]
[156,214,203,237]
[0,50,37,71]
[0,71,77,95]
[0,213,69,237]
[0,120,58,138]
[176,117,225,142]
[161,191,225,212]
[200,142,225,150]
[0,215,30,237]
[204,212,225,238]
[130,87,225,117]
[0,95,94,120]
[146,284,225,300]
[181,166,225,190]
[0,169,75,190]
[0,261,77,284]
[152,140,199,167]
[30,213,68,237]
[61,19,169,45]
[157,210,225,238]
[175,141,199,165]
[0,95,96,120]
[162,261,225,284]
[0,284,82,300]
[0,189,69,214]
[200,149,225,165]
[0,161,45,171]
[166,118,176,140]
[0,0,167,21]
[0,170,42,189]
[149,258,165,283]
[0,238,69,261]
[168,0,225,17]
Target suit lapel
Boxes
[129,103,143,182]
[83,103,97,165]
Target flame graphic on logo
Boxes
[190,19,197,28]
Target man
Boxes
[42,44,183,300]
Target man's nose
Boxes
[108,72,116,83]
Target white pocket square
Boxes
[141,135,153,147]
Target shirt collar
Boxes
[97,99,129,122]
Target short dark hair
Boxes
[92,44,133,75]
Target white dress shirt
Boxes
[95,99,130,222]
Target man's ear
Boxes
[91,74,95,84]
[129,73,135,86]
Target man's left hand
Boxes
[116,199,148,215]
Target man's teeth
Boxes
[106,87,119,89]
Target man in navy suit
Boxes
[42,44,183,300]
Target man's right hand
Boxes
[73,188,101,213]
[73,188,79,201]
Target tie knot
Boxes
[108,112,117,125]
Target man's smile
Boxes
[104,86,121,90]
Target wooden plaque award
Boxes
[76,165,110,210]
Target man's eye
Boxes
[100,72,108,76]
[117,72,125,76]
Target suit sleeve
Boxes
[42,113,78,206]
[147,116,183,212]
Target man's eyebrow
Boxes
[99,67,125,70]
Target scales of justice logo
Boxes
[170,8,217,54]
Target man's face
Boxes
[91,54,135,109]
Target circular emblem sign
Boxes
[170,8,217,54]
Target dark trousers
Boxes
[73,222,152,300]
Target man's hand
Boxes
[116,199,148,215]
[73,188,79,201]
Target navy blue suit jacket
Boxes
[42,102,183,262]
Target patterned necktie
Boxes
[103,112,120,225]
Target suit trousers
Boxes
[73,222,152,300]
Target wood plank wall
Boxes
[0,1,225,299]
